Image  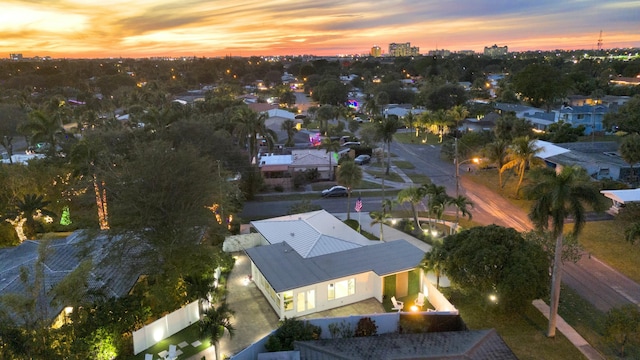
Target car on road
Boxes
[354,154,371,165]
[321,185,348,197]
[341,141,361,147]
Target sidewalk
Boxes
[532,300,605,360]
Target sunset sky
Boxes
[1,0,639,58]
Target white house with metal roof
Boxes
[600,188,640,214]
[244,210,425,319]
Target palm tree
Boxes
[422,183,449,232]
[233,108,277,163]
[318,138,341,180]
[18,110,65,157]
[281,119,298,147]
[370,211,390,241]
[316,104,335,135]
[69,139,110,230]
[447,105,469,133]
[336,159,363,220]
[375,116,401,175]
[431,109,452,143]
[199,303,235,360]
[449,195,473,233]
[500,136,544,196]
[523,165,603,338]
[402,111,420,137]
[397,186,426,231]
[422,243,446,289]
[484,139,510,188]
[5,194,57,241]
[619,133,640,185]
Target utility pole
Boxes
[455,137,460,198]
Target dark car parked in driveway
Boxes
[321,185,348,197]
[354,154,371,165]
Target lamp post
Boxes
[454,137,479,198]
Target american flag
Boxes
[355,197,363,212]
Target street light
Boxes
[455,157,479,197]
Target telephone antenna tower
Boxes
[597,30,603,51]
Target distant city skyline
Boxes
[1,0,639,58]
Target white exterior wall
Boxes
[251,263,381,319]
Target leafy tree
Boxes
[354,317,378,337]
[604,304,640,357]
[441,225,549,310]
[316,104,336,135]
[512,63,570,111]
[397,186,426,231]
[199,303,235,360]
[427,84,468,111]
[541,121,585,143]
[0,104,26,163]
[374,116,401,175]
[619,133,640,185]
[313,78,348,106]
[336,159,363,220]
[493,112,532,142]
[603,94,640,134]
[523,165,603,337]
[626,222,640,245]
[500,136,544,196]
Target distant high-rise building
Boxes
[370,45,382,57]
[388,42,420,57]
[427,49,451,57]
[457,50,476,56]
[484,44,508,58]
[9,53,23,61]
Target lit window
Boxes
[283,291,293,311]
[328,279,355,300]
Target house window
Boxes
[297,290,316,312]
[283,291,293,311]
[328,279,355,300]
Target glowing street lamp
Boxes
[455,156,479,198]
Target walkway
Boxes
[533,300,605,360]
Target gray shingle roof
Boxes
[294,329,518,360]
[0,231,144,322]
[246,239,423,292]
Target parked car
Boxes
[354,154,371,165]
[321,185,348,197]
[341,141,361,147]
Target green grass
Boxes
[448,288,586,360]
[365,169,405,183]
[131,322,211,360]
[392,160,415,170]
[394,132,440,145]
[405,173,431,185]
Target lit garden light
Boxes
[489,294,498,304]
[410,305,419,312]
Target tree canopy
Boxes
[441,225,549,310]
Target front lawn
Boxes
[394,132,440,145]
[448,288,586,360]
[131,323,211,360]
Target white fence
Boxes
[132,301,200,355]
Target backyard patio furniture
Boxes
[391,296,404,311]
[167,344,177,359]
[414,292,425,308]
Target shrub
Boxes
[354,317,378,337]
[328,320,353,339]
[265,318,322,352]
[274,184,284,192]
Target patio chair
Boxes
[167,344,177,360]
[414,292,425,308]
[145,354,153,360]
[391,296,404,311]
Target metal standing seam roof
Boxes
[533,140,571,159]
[601,189,640,204]
[250,210,377,258]
[245,239,424,292]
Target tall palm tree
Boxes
[318,138,341,180]
[370,211,390,241]
[397,186,426,231]
[199,303,235,360]
[69,139,110,230]
[447,105,469,133]
[316,104,335,135]
[18,110,65,157]
[281,119,298,147]
[484,139,510,188]
[402,111,420,137]
[619,133,640,185]
[431,109,453,143]
[375,116,401,175]
[500,136,544,196]
[523,165,603,338]
[233,108,277,163]
[449,195,473,233]
[422,243,446,289]
[422,183,449,232]
[336,159,363,220]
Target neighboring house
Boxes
[0,231,144,328]
[600,188,640,214]
[556,105,609,135]
[523,111,556,132]
[290,149,338,181]
[540,141,637,182]
[460,112,501,132]
[243,210,425,320]
[494,103,543,118]
[384,104,426,119]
